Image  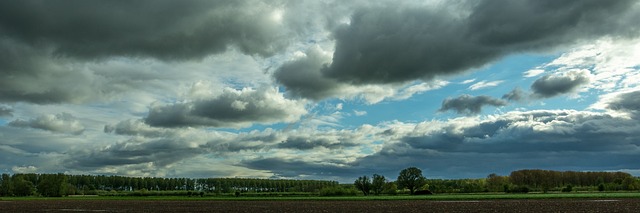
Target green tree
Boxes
[382,182,398,195]
[371,174,386,195]
[37,173,68,197]
[486,173,508,192]
[0,173,13,196]
[622,177,639,191]
[13,177,35,196]
[397,167,426,195]
[354,176,372,196]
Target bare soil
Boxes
[1,199,639,212]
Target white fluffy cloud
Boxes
[469,80,504,90]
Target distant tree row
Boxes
[0,173,338,197]
[353,168,640,195]
[508,169,639,192]
[3,169,639,197]
[433,170,640,193]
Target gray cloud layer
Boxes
[245,108,640,179]
[0,0,286,59]
[0,0,287,104]
[439,94,507,115]
[75,120,366,173]
[275,0,639,100]
[240,91,640,180]
[0,106,12,117]
[8,112,85,135]
[144,88,306,128]
[66,138,203,169]
[363,111,640,178]
[3,0,637,104]
[34,90,640,180]
[607,90,640,118]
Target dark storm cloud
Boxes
[0,106,12,117]
[466,0,637,48]
[322,5,492,84]
[277,0,639,99]
[439,94,507,115]
[0,0,286,60]
[531,70,591,98]
[144,88,306,128]
[8,112,85,135]
[277,136,357,150]
[405,112,631,153]
[274,48,342,100]
[0,0,287,104]
[326,0,637,84]
[502,87,527,102]
[0,39,101,104]
[606,91,640,117]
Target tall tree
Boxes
[486,173,508,192]
[37,173,68,197]
[12,177,35,196]
[0,174,13,196]
[371,174,386,195]
[354,175,372,196]
[397,167,426,195]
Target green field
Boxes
[2,192,640,201]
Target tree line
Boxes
[506,169,639,192]
[0,173,338,197]
[2,169,639,197]
[353,168,640,195]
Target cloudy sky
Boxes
[1,0,640,182]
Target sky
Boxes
[1,0,640,182]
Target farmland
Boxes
[1,198,640,212]
[2,193,640,212]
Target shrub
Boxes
[319,186,357,196]
[508,186,530,193]
[413,190,433,195]
[382,182,398,195]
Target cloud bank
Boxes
[144,87,307,128]
[275,0,640,100]
[8,113,85,135]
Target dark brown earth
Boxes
[1,199,639,212]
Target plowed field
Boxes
[1,199,639,212]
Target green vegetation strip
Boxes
[2,192,640,201]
